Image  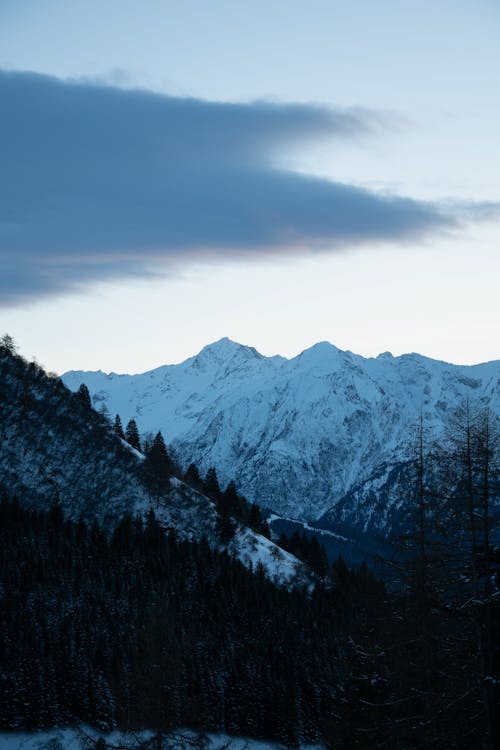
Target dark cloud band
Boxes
[0,70,487,306]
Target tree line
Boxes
[110,409,271,541]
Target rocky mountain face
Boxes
[63,338,500,532]
[0,343,305,586]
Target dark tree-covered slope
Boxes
[0,494,382,747]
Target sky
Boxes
[0,0,499,373]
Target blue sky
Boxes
[1,0,499,372]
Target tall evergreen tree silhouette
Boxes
[76,383,92,410]
[114,414,125,440]
[144,432,172,508]
[125,418,141,451]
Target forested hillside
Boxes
[1,337,499,748]
[1,488,499,749]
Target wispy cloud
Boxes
[0,70,491,306]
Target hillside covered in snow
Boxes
[0,343,307,587]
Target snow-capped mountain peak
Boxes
[187,337,269,375]
[63,340,500,524]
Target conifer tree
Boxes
[184,463,203,492]
[76,383,92,409]
[0,333,17,354]
[221,479,240,516]
[204,467,221,500]
[125,418,141,451]
[144,432,172,508]
[142,432,154,455]
[114,414,125,440]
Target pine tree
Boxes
[221,479,239,516]
[248,502,271,538]
[144,432,172,508]
[114,414,125,440]
[184,463,203,492]
[76,383,92,409]
[204,467,221,500]
[125,418,141,451]
[142,432,154,455]
[0,333,17,354]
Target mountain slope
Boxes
[0,347,148,520]
[0,344,306,586]
[63,338,500,525]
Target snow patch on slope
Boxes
[230,526,310,589]
[154,478,310,589]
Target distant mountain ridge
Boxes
[63,338,500,529]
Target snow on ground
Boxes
[0,728,324,750]
[154,477,219,542]
[267,514,349,542]
[230,526,310,589]
[153,479,310,589]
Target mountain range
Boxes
[62,338,500,536]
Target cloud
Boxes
[0,69,489,305]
